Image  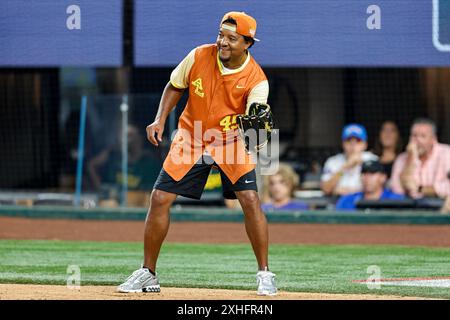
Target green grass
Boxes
[0,240,449,299]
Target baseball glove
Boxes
[236,102,274,153]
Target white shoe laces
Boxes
[125,268,146,283]
[257,271,276,286]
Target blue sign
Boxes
[0,0,122,66]
[433,0,450,51]
[135,0,450,67]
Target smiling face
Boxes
[216,23,251,66]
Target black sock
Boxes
[143,266,156,276]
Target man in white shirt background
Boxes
[321,124,378,196]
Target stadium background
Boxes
[0,0,449,300]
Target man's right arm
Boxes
[146,48,196,146]
[390,155,406,194]
[146,83,184,146]
[321,170,344,195]
[321,154,361,196]
[399,142,420,197]
[321,157,345,195]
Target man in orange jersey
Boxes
[118,12,277,296]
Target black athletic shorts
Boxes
[153,155,257,200]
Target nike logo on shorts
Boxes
[245,180,255,184]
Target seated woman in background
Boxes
[372,120,403,178]
[261,163,309,211]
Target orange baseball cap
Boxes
[220,11,259,41]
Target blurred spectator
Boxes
[321,124,378,196]
[59,110,95,190]
[261,163,309,211]
[335,160,405,210]
[88,124,161,206]
[301,160,323,190]
[372,120,403,179]
[391,118,450,199]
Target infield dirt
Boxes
[0,284,433,300]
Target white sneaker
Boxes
[117,268,160,293]
[256,270,277,296]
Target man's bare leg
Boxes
[235,190,269,270]
[143,189,177,272]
